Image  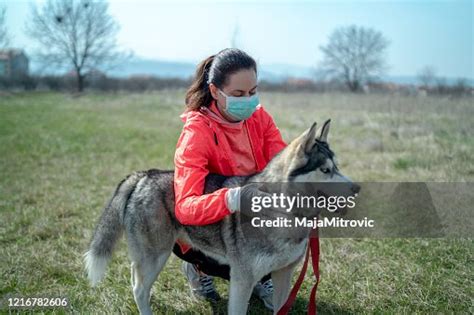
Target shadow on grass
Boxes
[274,297,357,315]
[316,300,357,315]
[153,295,356,315]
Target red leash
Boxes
[277,231,320,315]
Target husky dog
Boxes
[84,120,359,315]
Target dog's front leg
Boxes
[228,269,256,315]
[271,258,301,314]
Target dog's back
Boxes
[84,169,241,286]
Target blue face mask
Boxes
[219,89,259,121]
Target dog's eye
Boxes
[321,168,331,174]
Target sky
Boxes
[2,0,473,79]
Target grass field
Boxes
[1,90,473,314]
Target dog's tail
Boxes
[84,171,145,286]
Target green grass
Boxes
[0,91,473,314]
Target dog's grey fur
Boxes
[84,120,358,315]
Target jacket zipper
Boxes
[244,121,260,171]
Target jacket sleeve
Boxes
[261,108,287,162]
[174,120,232,226]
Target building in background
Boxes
[0,49,29,78]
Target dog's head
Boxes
[272,119,360,199]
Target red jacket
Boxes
[174,100,287,227]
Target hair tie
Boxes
[205,56,215,84]
[205,68,211,84]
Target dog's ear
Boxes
[302,122,318,154]
[317,119,331,142]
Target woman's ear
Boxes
[209,83,219,100]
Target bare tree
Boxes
[0,5,9,48]
[319,25,389,92]
[417,66,436,88]
[26,0,126,92]
[434,76,447,94]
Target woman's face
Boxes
[209,68,258,122]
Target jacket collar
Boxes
[180,100,244,130]
[200,100,244,129]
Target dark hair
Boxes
[185,48,258,111]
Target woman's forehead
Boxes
[224,69,257,91]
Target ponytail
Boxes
[185,55,215,111]
[185,48,257,111]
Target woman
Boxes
[172,48,287,311]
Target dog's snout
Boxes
[351,183,361,194]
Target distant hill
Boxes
[107,57,317,83]
[32,56,474,86]
[108,57,196,79]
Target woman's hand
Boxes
[225,183,272,213]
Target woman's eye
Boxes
[321,168,330,174]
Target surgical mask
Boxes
[218,89,259,121]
